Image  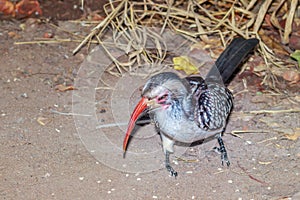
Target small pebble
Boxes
[79,177,84,181]
[246,141,252,145]
[137,178,141,181]
[152,195,158,199]
[228,180,233,184]
[21,93,28,98]
[186,171,193,174]
[55,128,61,133]
[107,191,111,194]
[107,179,112,182]
[125,174,129,177]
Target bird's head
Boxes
[123,72,189,152]
[142,72,189,109]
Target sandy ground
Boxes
[0,3,300,199]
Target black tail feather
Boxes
[206,38,259,84]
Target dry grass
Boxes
[72,0,299,87]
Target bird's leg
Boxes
[165,151,178,177]
[214,134,230,166]
[160,134,177,177]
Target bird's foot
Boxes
[166,163,178,177]
[165,151,178,177]
[214,147,230,166]
[214,135,230,167]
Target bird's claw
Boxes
[221,151,230,167]
[214,135,230,167]
[166,164,178,177]
[214,146,230,167]
[165,151,178,177]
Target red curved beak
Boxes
[123,97,148,153]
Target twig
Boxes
[257,137,278,144]
[230,130,271,138]
[50,109,92,117]
[14,39,86,45]
[237,161,268,185]
[247,109,300,114]
[96,122,127,129]
[283,0,298,44]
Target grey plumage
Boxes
[124,37,259,177]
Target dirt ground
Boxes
[1,1,300,200]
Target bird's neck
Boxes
[181,94,194,119]
[163,94,194,120]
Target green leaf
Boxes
[290,50,300,67]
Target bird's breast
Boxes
[153,105,223,143]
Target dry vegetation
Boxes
[71,0,300,88]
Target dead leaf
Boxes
[15,0,42,17]
[260,31,289,57]
[37,116,51,126]
[43,32,54,38]
[55,84,77,92]
[7,31,21,39]
[294,95,300,102]
[282,70,300,84]
[173,56,199,75]
[283,132,300,141]
[0,0,15,16]
[275,128,295,135]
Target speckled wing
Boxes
[185,76,232,130]
[193,82,233,130]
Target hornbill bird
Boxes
[123,37,259,177]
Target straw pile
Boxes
[74,0,299,86]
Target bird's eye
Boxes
[157,93,168,103]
